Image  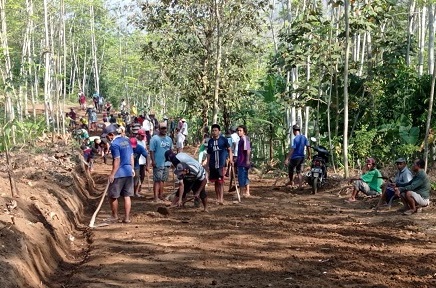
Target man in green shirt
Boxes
[347,158,383,202]
[395,158,431,215]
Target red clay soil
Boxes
[0,123,435,287]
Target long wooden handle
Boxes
[232,166,241,202]
[89,181,110,227]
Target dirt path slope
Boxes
[60,148,436,288]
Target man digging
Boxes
[165,150,208,212]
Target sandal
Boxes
[403,210,416,216]
[122,218,131,223]
[103,217,119,223]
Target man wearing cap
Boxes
[149,122,173,202]
[376,158,413,209]
[347,157,383,202]
[165,150,208,211]
[395,158,431,215]
[101,124,135,223]
[129,136,149,197]
[284,124,311,189]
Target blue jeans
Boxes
[237,166,250,187]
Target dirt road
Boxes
[58,152,436,288]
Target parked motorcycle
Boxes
[306,138,330,194]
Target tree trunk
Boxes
[0,0,15,124]
[90,4,100,93]
[418,6,426,76]
[428,4,435,75]
[343,0,350,178]
[406,0,416,66]
[424,44,436,171]
[212,0,222,124]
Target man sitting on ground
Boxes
[395,158,431,215]
[347,157,383,202]
[376,158,413,210]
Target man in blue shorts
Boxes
[284,124,311,189]
[102,124,134,223]
[206,124,233,205]
[149,122,173,202]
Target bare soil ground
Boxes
[0,107,436,288]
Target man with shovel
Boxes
[165,150,208,212]
[102,124,134,223]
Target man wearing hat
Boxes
[101,124,135,223]
[284,124,311,189]
[376,158,413,209]
[165,150,208,211]
[347,157,383,202]
[180,118,188,144]
[149,122,173,202]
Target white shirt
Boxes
[231,132,240,156]
[181,122,188,136]
[142,119,152,131]
[137,139,147,165]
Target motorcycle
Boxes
[306,138,330,194]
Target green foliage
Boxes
[0,116,46,152]
[349,125,377,161]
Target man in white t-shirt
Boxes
[142,115,153,144]
[227,126,239,191]
[136,129,150,194]
[180,118,188,145]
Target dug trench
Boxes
[1,141,436,288]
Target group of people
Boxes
[98,117,252,222]
[285,124,431,216]
[347,157,431,215]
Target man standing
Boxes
[149,122,173,202]
[347,157,383,202]
[227,126,239,191]
[206,124,233,205]
[78,91,86,110]
[149,111,159,135]
[180,118,188,145]
[395,158,431,215]
[129,137,149,197]
[142,114,153,144]
[101,124,134,223]
[236,125,251,197]
[376,158,413,209]
[165,150,208,212]
[136,129,150,194]
[284,124,311,189]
